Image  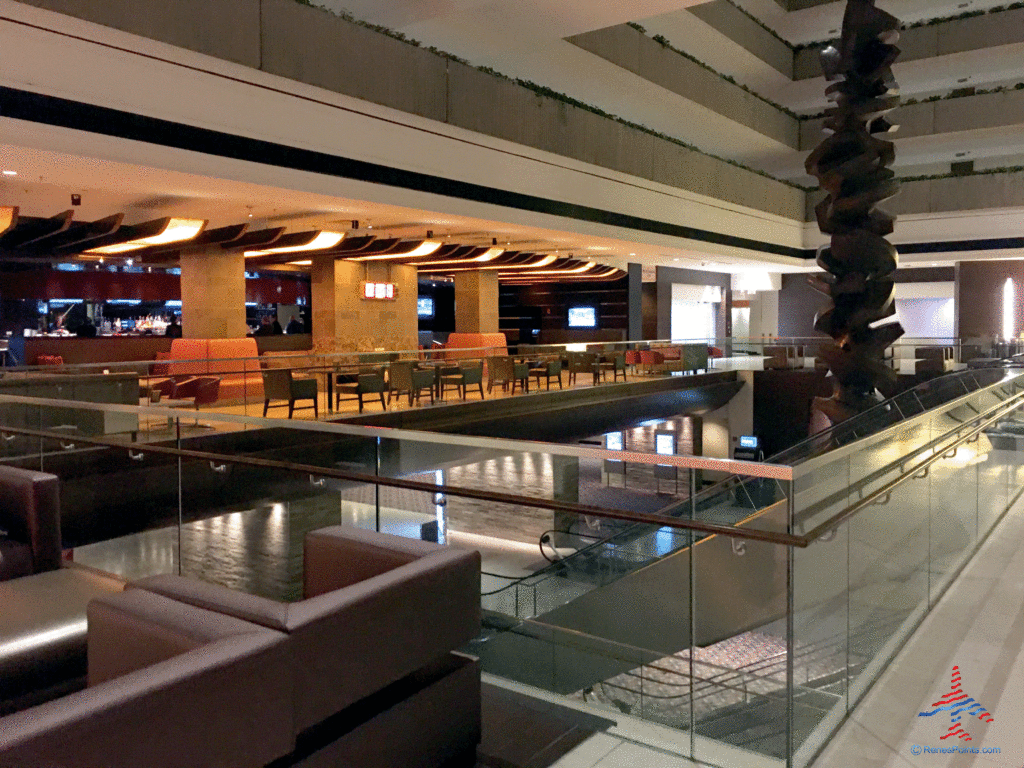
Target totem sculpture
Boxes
[805,0,904,425]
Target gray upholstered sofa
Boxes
[0,526,482,768]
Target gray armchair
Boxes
[566,352,600,386]
[529,359,563,390]
[599,353,627,382]
[336,367,387,412]
[441,364,485,400]
[261,368,318,418]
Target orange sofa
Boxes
[443,333,508,362]
[166,338,263,403]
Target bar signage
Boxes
[362,282,396,300]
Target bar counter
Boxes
[19,334,312,366]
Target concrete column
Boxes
[179,246,247,338]
[627,263,643,341]
[310,257,418,352]
[453,271,499,334]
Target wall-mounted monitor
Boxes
[567,306,598,328]
[655,432,676,457]
[739,435,759,450]
[604,432,623,451]
[417,297,435,318]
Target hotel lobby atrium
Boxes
[3,0,1024,766]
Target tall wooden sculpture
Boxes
[805,0,903,425]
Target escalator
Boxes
[475,367,1016,696]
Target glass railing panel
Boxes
[176,453,349,602]
[845,470,929,707]
[690,492,792,764]
[927,420,979,605]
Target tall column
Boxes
[179,246,247,338]
[310,256,418,352]
[453,271,499,334]
[627,263,643,341]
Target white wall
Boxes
[671,283,718,340]
[894,298,955,338]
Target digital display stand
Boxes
[653,430,678,494]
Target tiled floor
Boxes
[810,496,1024,768]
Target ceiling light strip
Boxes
[350,241,442,261]
[85,218,206,255]
[244,231,344,258]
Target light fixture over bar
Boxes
[85,218,206,255]
[499,262,597,277]
[351,240,442,261]
[415,247,504,267]
[244,231,344,258]
[439,254,558,273]
[287,260,313,266]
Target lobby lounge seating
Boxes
[336,369,388,412]
[528,359,563,390]
[763,345,802,370]
[0,528,481,767]
[0,466,62,582]
[261,368,318,418]
[132,526,482,766]
[389,361,434,406]
[487,356,529,394]
[0,588,293,768]
[166,338,263,403]
[443,332,508,362]
[566,352,600,386]
[599,353,627,382]
[441,364,485,400]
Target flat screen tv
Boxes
[417,297,435,318]
[567,306,597,328]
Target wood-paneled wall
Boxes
[499,279,628,345]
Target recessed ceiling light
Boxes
[629,253,636,256]
[1,170,16,176]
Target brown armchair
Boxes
[261,368,318,418]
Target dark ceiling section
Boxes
[0,209,625,283]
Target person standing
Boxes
[165,315,182,338]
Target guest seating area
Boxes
[0,527,482,768]
[165,338,263,403]
[0,465,62,582]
